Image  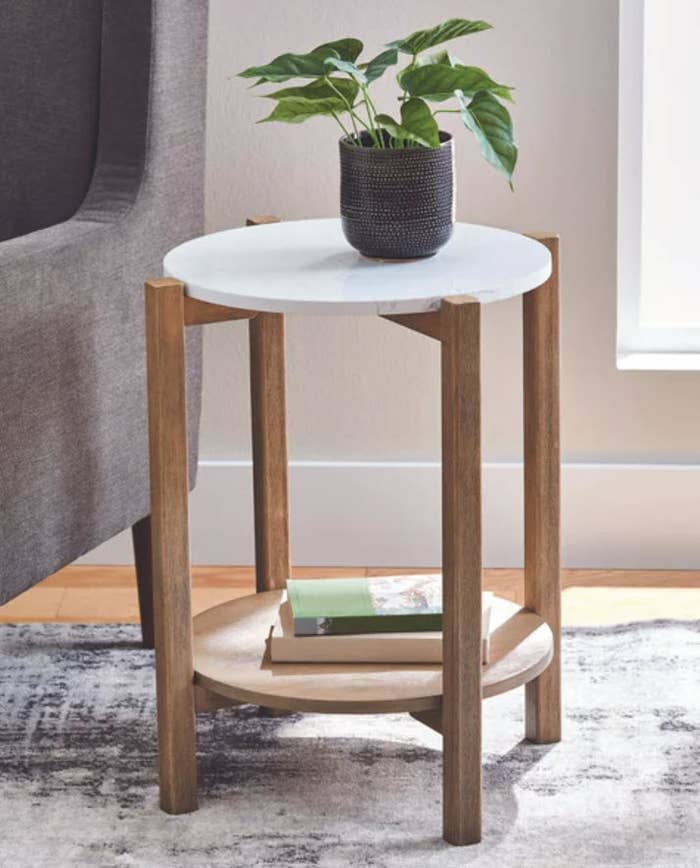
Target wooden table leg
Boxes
[441,297,483,845]
[249,313,291,592]
[145,278,198,814]
[522,236,561,744]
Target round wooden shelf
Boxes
[192,590,553,714]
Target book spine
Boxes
[293,613,443,636]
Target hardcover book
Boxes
[287,574,446,636]
[269,590,494,664]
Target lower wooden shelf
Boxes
[192,590,553,714]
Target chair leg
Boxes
[132,515,154,649]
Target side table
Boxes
[145,217,560,846]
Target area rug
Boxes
[0,621,698,868]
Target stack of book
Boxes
[269,574,493,664]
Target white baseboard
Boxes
[77,460,700,569]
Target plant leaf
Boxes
[324,57,368,85]
[422,49,461,68]
[374,114,412,144]
[311,38,363,63]
[458,90,517,185]
[361,48,399,84]
[258,96,349,124]
[399,97,440,147]
[388,19,492,56]
[266,77,359,106]
[239,38,362,84]
[397,48,461,90]
[240,52,338,83]
[402,64,513,102]
[375,98,440,148]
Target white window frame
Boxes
[617,0,700,370]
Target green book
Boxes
[287,574,443,636]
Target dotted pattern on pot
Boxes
[339,133,455,260]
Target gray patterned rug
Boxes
[0,621,698,868]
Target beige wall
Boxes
[202,0,700,465]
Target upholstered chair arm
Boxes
[0,0,208,605]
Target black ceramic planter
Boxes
[339,131,454,260]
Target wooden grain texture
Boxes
[522,235,561,744]
[183,295,257,326]
[381,311,442,340]
[34,564,700,591]
[0,587,66,620]
[194,684,243,713]
[5,567,700,624]
[246,215,281,226]
[410,708,443,733]
[145,278,198,814]
[249,313,291,592]
[131,515,154,648]
[192,590,552,713]
[409,604,555,741]
[441,296,482,845]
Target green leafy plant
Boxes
[238,19,517,185]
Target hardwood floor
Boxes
[1,566,699,626]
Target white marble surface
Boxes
[164,219,551,315]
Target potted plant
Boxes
[239,19,516,260]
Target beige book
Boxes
[269,592,493,664]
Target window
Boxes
[617,0,700,369]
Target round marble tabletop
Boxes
[163,218,551,316]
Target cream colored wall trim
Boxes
[78,460,700,569]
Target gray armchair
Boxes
[0,0,208,645]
